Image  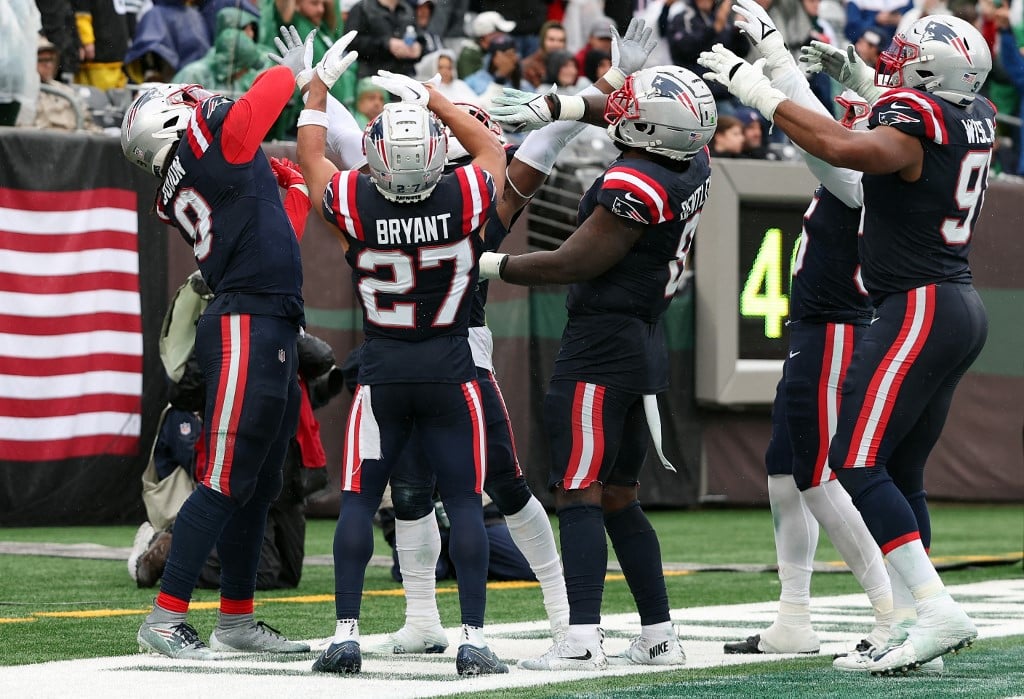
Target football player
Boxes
[720,0,897,667]
[700,14,993,675]
[484,63,718,670]
[295,34,511,676]
[121,62,318,656]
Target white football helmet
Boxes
[363,102,448,203]
[604,65,717,161]
[875,16,991,106]
[835,90,871,131]
[446,103,505,163]
[121,83,213,177]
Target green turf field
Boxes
[1,503,1021,697]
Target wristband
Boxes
[556,95,586,122]
[478,252,509,280]
[602,67,626,91]
[298,109,330,129]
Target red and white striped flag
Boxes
[0,187,142,462]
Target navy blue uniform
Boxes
[765,187,872,490]
[324,163,496,627]
[149,67,304,610]
[830,89,993,552]
[545,151,711,492]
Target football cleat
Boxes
[455,644,509,676]
[520,637,608,671]
[867,596,976,676]
[385,625,449,654]
[609,633,686,666]
[138,620,223,660]
[209,620,309,653]
[724,625,820,654]
[312,640,362,674]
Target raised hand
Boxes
[489,87,560,133]
[371,70,430,106]
[698,44,787,118]
[270,157,306,190]
[268,25,314,78]
[732,0,794,78]
[799,41,884,103]
[607,17,658,86]
[315,30,358,90]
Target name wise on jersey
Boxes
[376,212,454,245]
[964,118,995,144]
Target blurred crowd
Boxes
[2,0,1024,172]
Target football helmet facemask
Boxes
[121,83,213,178]
[835,90,871,131]
[363,102,448,203]
[875,16,991,106]
[604,65,717,161]
[445,103,505,163]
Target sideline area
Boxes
[2,579,1023,698]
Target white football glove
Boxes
[606,17,658,89]
[799,41,885,103]
[315,30,358,90]
[490,87,585,133]
[269,25,312,78]
[371,70,431,105]
[698,44,788,119]
[732,0,795,80]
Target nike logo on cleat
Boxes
[649,641,670,659]
[566,650,592,661]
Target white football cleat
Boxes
[520,636,607,671]
[867,595,976,676]
[609,633,686,666]
[368,625,449,654]
[724,621,820,654]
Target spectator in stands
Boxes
[37,0,80,80]
[172,7,268,97]
[32,34,100,131]
[844,0,914,44]
[425,0,469,51]
[352,75,387,127]
[464,33,531,111]
[457,10,516,78]
[991,2,1024,176]
[854,25,885,66]
[123,0,211,83]
[735,106,769,159]
[415,48,479,104]
[412,0,443,54]
[581,46,611,83]
[573,15,614,74]
[479,0,550,56]
[260,0,356,106]
[346,0,421,80]
[73,0,133,90]
[545,49,590,93]
[663,0,749,107]
[0,0,41,126]
[710,114,746,157]
[521,20,567,89]
[202,0,262,42]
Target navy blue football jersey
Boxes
[552,150,712,392]
[324,164,495,383]
[155,96,304,323]
[861,89,996,297]
[790,187,873,324]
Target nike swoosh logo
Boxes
[788,351,801,358]
[566,650,592,661]
[622,191,645,205]
[870,317,880,324]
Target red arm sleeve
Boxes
[284,186,312,242]
[221,66,297,164]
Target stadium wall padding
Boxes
[0,133,1019,526]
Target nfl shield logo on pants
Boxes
[278,349,286,363]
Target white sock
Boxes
[504,496,570,629]
[567,624,601,647]
[886,539,945,601]
[641,621,674,640]
[333,618,359,643]
[768,475,818,610]
[461,624,487,648]
[801,479,894,627]
[885,559,917,620]
[395,511,443,630]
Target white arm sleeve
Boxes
[302,91,367,171]
[772,68,863,209]
[513,83,604,176]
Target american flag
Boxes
[0,187,143,462]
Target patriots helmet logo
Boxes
[921,20,974,65]
[650,74,701,119]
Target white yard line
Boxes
[4,579,1023,699]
